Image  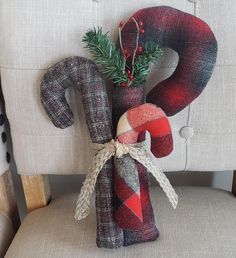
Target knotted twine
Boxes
[75,139,178,221]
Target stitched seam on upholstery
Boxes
[184,0,197,171]
[0,66,47,71]
[195,0,200,16]
[1,63,236,71]
[184,104,192,171]
[10,128,236,137]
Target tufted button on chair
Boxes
[0,1,236,257]
[0,95,19,257]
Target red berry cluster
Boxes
[138,21,145,34]
[120,82,128,87]
[137,20,144,53]
[119,18,145,87]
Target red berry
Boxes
[127,70,131,75]
[123,49,130,59]
[140,29,145,34]
[125,53,131,60]
[139,21,143,27]
[119,21,124,28]
[121,82,128,87]
[137,46,143,53]
[130,75,134,80]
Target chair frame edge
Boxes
[232,170,236,196]
[21,175,51,212]
[0,170,20,230]
[19,170,235,214]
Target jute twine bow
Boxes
[75,139,178,221]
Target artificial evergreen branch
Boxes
[83,26,163,87]
[82,27,128,84]
[132,42,163,85]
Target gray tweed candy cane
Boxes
[40,56,123,248]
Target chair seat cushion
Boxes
[6,187,236,258]
[0,212,14,257]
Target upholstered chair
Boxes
[0,1,236,257]
[0,98,19,257]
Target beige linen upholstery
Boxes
[0,0,235,175]
[5,187,236,258]
[0,212,14,257]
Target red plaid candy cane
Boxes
[114,103,173,230]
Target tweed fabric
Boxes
[40,56,123,248]
[121,6,217,116]
[112,86,159,246]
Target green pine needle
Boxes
[82,27,128,84]
[82,27,163,86]
[133,42,163,86]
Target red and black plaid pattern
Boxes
[114,104,173,230]
[114,156,143,230]
[112,86,159,245]
[114,6,217,245]
[121,6,217,116]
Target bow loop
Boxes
[95,140,133,158]
[75,139,178,221]
[114,140,130,158]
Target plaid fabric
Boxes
[40,56,123,248]
[112,86,159,246]
[114,104,173,230]
[114,104,173,231]
[121,6,217,116]
[114,155,143,230]
[117,6,217,246]
[122,104,173,158]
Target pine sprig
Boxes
[83,26,163,87]
[82,27,128,84]
[133,42,163,86]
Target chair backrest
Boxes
[0,1,235,211]
[0,93,19,255]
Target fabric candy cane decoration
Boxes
[114,103,174,230]
[40,5,218,249]
[74,103,178,234]
[112,86,159,245]
[114,5,217,245]
[40,56,123,249]
[121,6,218,116]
